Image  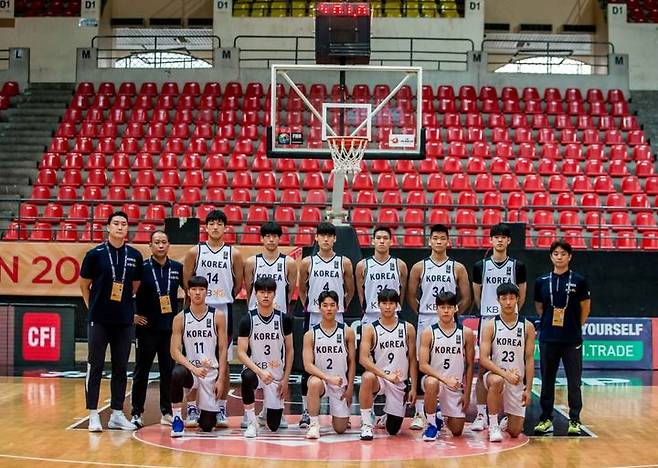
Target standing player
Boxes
[471,223,527,431]
[297,221,355,427]
[407,224,471,430]
[183,209,244,428]
[480,283,535,442]
[355,225,408,326]
[242,220,297,429]
[359,289,417,441]
[169,276,228,437]
[303,290,356,439]
[418,292,475,441]
[237,277,293,438]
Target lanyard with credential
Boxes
[106,243,127,283]
[548,270,572,327]
[150,258,171,297]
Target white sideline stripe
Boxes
[0,453,180,468]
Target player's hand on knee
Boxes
[259,370,274,385]
[386,369,401,384]
[442,375,461,391]
[326,375,343,387]
[192,366,209,378]
[504,369,520,385]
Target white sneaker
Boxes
[306,421,320,439]
[108,412,137,431]
[471,414,488,431]
[215,407,229,428]
[489,426,503,443]
[160,414,174,426]
[375,413,387,429]
[88,412,103,432]
[185,405,200,428]
[241,413,250,429]
[499,416,508,432]
[131,414,143,429]
[360,423,374,441]
[410,413,424,430]
[279,415,289,429]
[245,421,258,438]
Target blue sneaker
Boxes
[436,416,444,432]
[423,423,438,441]
[171,415,184,438]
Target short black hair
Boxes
[254,276,277,292]
[378,288,400,303]
[150,229,168,242]
[429,224,450,237]
[316,221,336,236]
[372,225,392,238]
[188,275,208,289]
[489,223,511,238]
[318,290,339,305]
[107,210,128,225]
[549,239,573,255]
[260,221,283,237]
[205,209,227,225]
[435,291,458,306]
[496,282,520,297]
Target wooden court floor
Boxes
[0,374,657,468]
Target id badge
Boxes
[110,281,124,302]
[159,295,173,314]
[552,307,565,327]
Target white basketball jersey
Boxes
[480,257,518,317]
[307,254,345,314]
[371,320,409,381]
[194,243,234,305]
[363,256,401,314]
[182,307,218,368]
[428,323,464,382]
[312,322,348,380]
[248,253,288,310]
[418,258,457,316]
[491,316,526,378]
[248,309,286,381]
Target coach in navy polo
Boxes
[533,240,591,437]
[80,210,143,433]
[130,230,183,428]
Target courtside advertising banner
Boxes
[0,242,300,297]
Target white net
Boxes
[327,136,368,173]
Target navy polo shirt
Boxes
[135,257,183,331]
[534,270,590,344]
[80,242,143,325]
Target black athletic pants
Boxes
[86,322,133,410]
[170,364,217,432]
[241,368,283,431]
[539,341,583,421]
[131,328,173,417]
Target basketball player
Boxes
[303,290,356,439]
[169,276,228,437]
[471,223,527,431]
[183,209,244,428]
[406,224,471,430]
[418,292,475,441]
[297,221,355,428]
[480,283,535,442]
[242,220,297,429]
[359,288,417,441]
[237,277,294,438]
[355,225,408,326]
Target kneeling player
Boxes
[237,277,293,438]
[418,292,475,441]
[303,290,356,439]
[169,276,228,437]
[359,288,417,440]
[480,283,535,442]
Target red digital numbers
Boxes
[316,2,370,16]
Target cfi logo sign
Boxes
[22,312,61,361]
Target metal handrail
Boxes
[91,35,221,49]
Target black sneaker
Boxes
[298,410,311,429]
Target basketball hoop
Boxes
[327,136,368,173]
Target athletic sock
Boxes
[436,403,442,420]
[302,396,308,412]
[310,416,319,426]
[488,414,499,429]
[415,399,424,416]
[218,399,227,410]
[477,404,487,417]
[245,408,257,424]
[426,412,436,427]
[173,407,182,419]
[89,409,99,417]
[360,408,372,425]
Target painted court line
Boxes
[0,453,181,468]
